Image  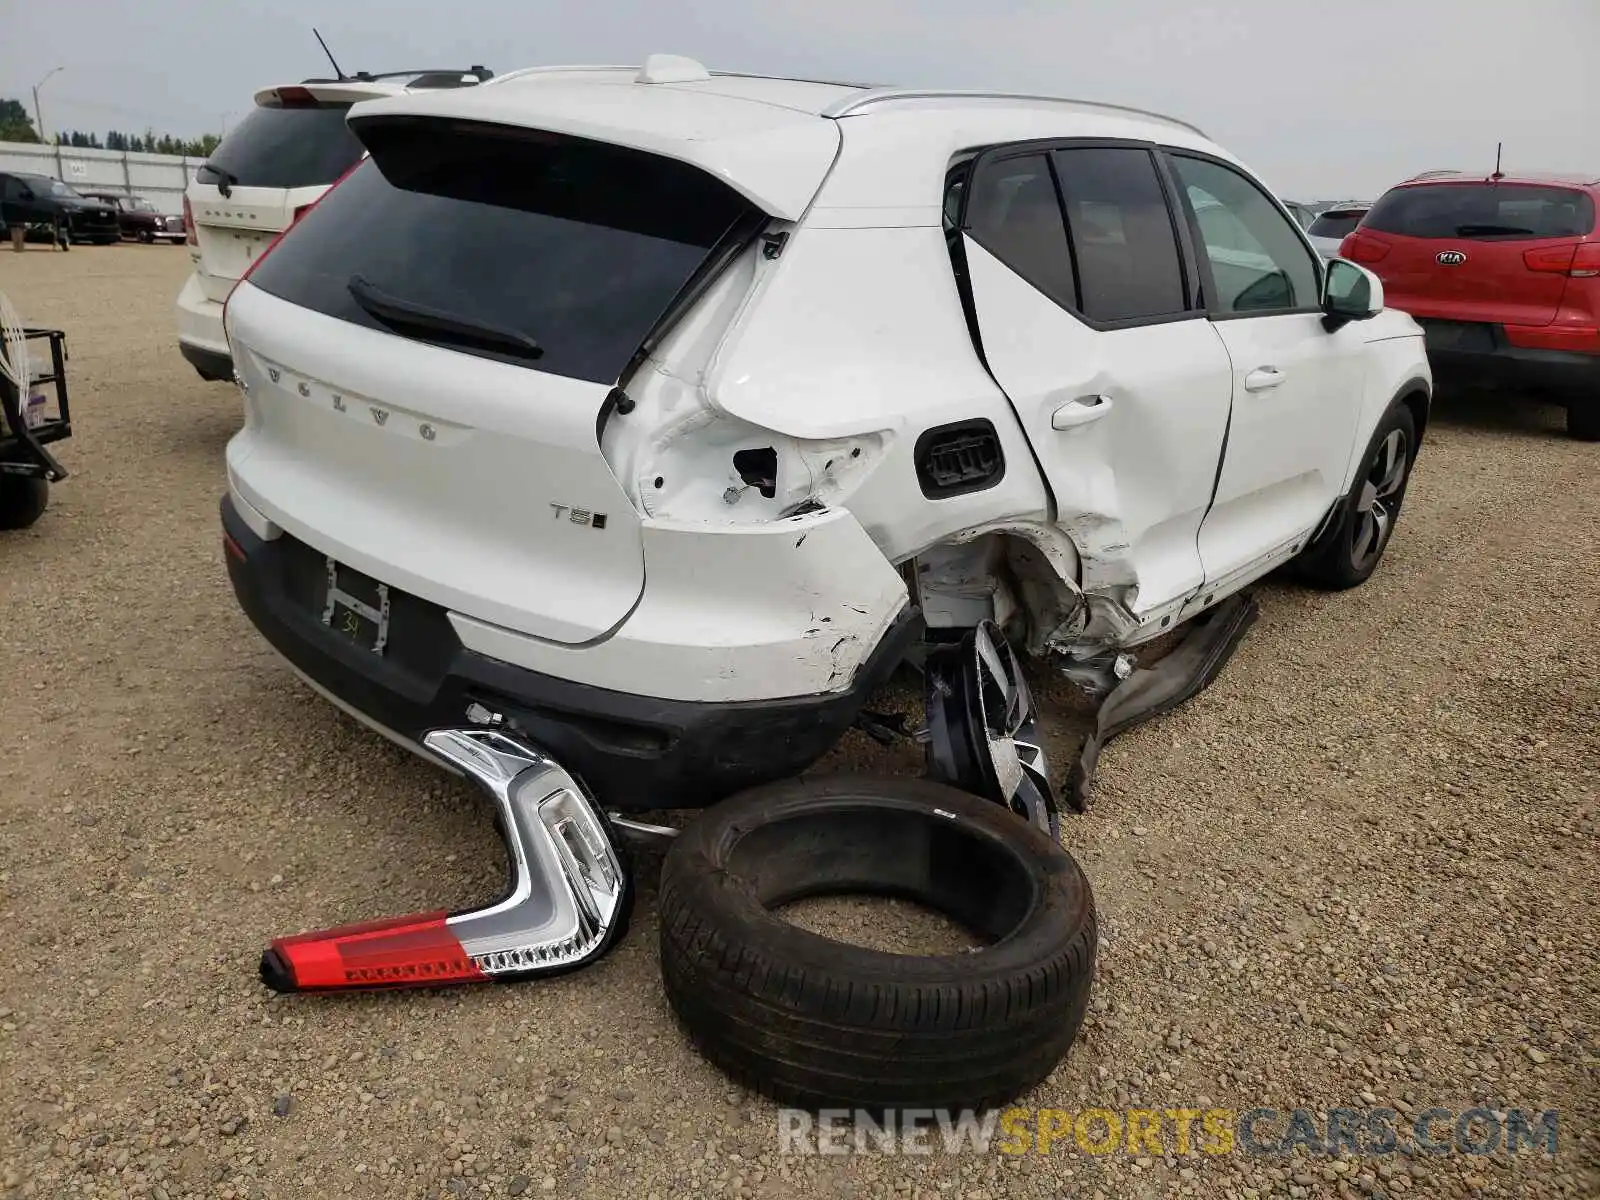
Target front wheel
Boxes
[1291,402,1417,590]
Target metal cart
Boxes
[0,326,72,529]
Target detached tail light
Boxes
[1342,233,1390,264]
[1524,243,1600,278]
[262,911,486,990]
[259,728,632,994]
[183,194,197,246]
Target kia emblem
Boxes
[1436,250,1467,266]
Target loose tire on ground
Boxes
[0,476,49,530]
[658,775,1097,1113]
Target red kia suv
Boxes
[1340,171,1599,440]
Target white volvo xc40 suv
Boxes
[219,56,1430,817]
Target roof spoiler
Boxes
[1404,169,1461,182]
[299,67,495,87]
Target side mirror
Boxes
[1321,258,1383,327]
[18,188,34,201]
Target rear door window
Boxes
[1363,184,1595,240]
[198,104,365,190]
[963,145,1191,325]
[244,119,759,385]
[1052,147,1189,323]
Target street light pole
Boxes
[32,66,64,143]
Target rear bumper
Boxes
[1421,319,1600,402]
[181,342,233,382]
[176,271,232,379]
[221,492,920,811]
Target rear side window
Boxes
[964,153,1076,309]
[1364,184,1595,240]
[1308,211,1365,240]
[198,104,364,190]
[245,119,758,385]
[1053,147,1188,323]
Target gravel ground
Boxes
[0,245,1596,1200]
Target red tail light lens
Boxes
[273,85,317,107]
[183,194,197,246]
[261,911,486,991]
[1524,242,1600,277]
[1342,233,1390,264]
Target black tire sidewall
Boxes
[657,776,1097,1110]
[1567,403,1600,442]
[0,476,49,530]
[1296,400,1417,589]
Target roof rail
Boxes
[300,66,494,86]
[482,63,882,90]
[480,65,639,86]
[820,88,1207,136]
[708,69,885,90]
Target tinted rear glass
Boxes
[1054,147,1189,323]
[1364,184,1595,240]
[1308,211,1365,239]
[199,104,364,190]
[245,119,757,384]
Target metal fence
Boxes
[0,140,202,213]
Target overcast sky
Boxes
[4,0,1595,200]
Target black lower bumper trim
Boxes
[221,494,921,811]
[1421,322,1600,401]
[181,341,233,382]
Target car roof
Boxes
[1396,169,1600,189]
[350,56,1224,220]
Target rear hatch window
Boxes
[197,103,365,191]
[1308,210,1365,240]
[1363,183,1595,241]
[244,118,760,385]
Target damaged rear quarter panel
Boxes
[449,506,909,704]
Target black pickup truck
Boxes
[0,173,120,246]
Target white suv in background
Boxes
[218,57,1431,820]
[174,67,492,382]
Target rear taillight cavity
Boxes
[183,194,197,246]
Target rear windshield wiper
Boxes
[1453,223,1536,237]
[199,162,238,198]
[346,274,544,361]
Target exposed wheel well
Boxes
[1397,384,1431,450]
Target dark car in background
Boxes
[1307,203,1371,258]
[80,191,186,243]
[1342,170,1600,440]
[0,173,120,245]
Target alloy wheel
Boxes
[1351,428,1408,572]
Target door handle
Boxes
[1051,393,1114,430]
[1244,366,1285,392]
